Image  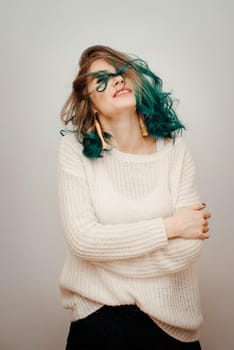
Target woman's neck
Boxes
[98,112,156,154]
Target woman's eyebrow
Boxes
[90,70,115,75]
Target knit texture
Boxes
[57,132,204,342]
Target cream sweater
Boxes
[57,132,204,342]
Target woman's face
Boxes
[87,59,136,117]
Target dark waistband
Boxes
[96,304,144,316]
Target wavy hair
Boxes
[60,44,186,158]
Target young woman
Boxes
[57,44,211,350]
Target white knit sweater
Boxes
[57,132,204,342]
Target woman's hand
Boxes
[164,203,212,240]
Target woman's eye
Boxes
[96,78,103,84]
[96,79,107,92]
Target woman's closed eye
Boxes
[95,73,113,92]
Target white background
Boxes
[0,0,233,349]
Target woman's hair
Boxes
[60,44,186,159]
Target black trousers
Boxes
[65,305,202,350]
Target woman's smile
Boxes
[113,87,132,98]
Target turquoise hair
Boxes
[132,58,185,139]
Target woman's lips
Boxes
[113,87,132,98]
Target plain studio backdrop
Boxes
[0,0,233,349]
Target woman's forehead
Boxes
[88,59,116,73]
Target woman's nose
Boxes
[112,75,125,87]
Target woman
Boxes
[57,44,211,350]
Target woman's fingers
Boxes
[190,203,206,210]
[202,219,209,226]
[203,211,212,219]
[202,226,209,233]
[172,204,212,240]
[200,233,209,240]
[190,203,212,221]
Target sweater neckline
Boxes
[108,137,180,162]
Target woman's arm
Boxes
[93,237,203,278]
[58,134,210,269]
[58,134,168,262]
[92,139,210,277]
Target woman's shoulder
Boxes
[163,134,185,149]
[166,134,196,165]
[58,131,86,171]
[58,131,83,154]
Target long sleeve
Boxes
[174,139,202,209]
[92,139,204,278]
[57,135,168,262]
